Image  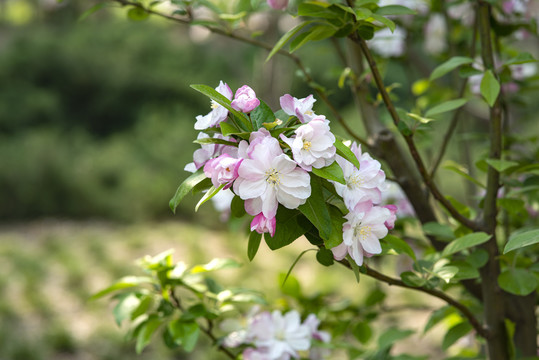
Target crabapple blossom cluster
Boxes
[186,81,397,267]
[222,308,330,360]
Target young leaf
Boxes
[353,322,372,344]
[193,137,238,147]
[190,84,251,130]
[325,205,345,249]
[423,306,455,334]
[347,255,361,283]
[266,20,317,62]
[191,258,241,273]
[267,207,312,250]
[498,268,538,296]
[298,175,332,241]
[250,100,275,130]
[78,2,108,22]
[136,316,162,354]
[442,322,473,350]
[230,196,246,218]
[369,14,395,32]
[195,184,225,212]
[382,235,416,260]
[442,232,492,257]
[113,293,142,326]
[442,161,486,189]
[247,231,262,261]
[430,56,474,81]
[90,276,154,300]
[378,328,414,350]
[422,222,454,242]
[334,138,360,168]
[127,7,150,21]
[312,161,346,184]
[424,98,468,118]
[316,248,335,266]
[169,170,207,213]
[485,158,519,172]
[504,52,537,65]
[375,5,416,15]
[480,70,500,107]
[168,319,200,352]
[290,24,337,53]
[503,229,539,254]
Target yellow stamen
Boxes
[302,140,312,151]
[265,168,280,186]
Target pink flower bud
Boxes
[203,154,242,189]
[267,0,288,10]
[250,213,276,237]
[231,85,260,113]
[383,204,398,230]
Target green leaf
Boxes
[442,322,473,350]
[430,56,474,81]
[266,20,316,62]
[375,5,416,15]
[169,170,207,213]
[357,24,375,40]
[190,84,251,130]
[465,248,489,268]
[498,268,538,296]
[298,175,332,241]
[280,249,314,287]
[485,158,519,172]
[347,255,361,283]
[424,306,455,334]
[250,100,274,129]
[505,52,537,65]
[450,261,480,280]
[442,232,492,257]
[136,316,162,354]
[191,258,241,273]
[127,7,150,21]
[382,235,416,260]
[78,2,108,22]
[230,196,246,218]
[369,14,395,32]
[480,70,500,107]
[432,265,459,283]
[422,222,454,242]
[195,184,225,212]
[312,161,346,184]
[290,24,337,53]
[353,322,372,344]
[219,122,240,136]
[334,139,360,168]
[504,229,539,254]
[400,271,426,287]
[267,207,312,250]
[316,248,334,266]
[425,98,468,118]
[442,161,486,189]
[168,319,200,352]
[193,137,238,147]
[113,293,141,326]
[378,328,414,350]
[297,2,334,18]
[247,231,262,261]
[90,276,154,300]
[325,205,345,249]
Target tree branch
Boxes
[336,259,489,339]
[109,0,369,148]
[349,34,482,232]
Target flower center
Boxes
[305,110,313,116]
[302,140,312,151]
[354,224,371,241]
[347,173,364,189]
[210,100,220,109]
[265,168,280,186]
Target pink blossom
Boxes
[248,310,311,359]
[267,0,288,10]
[231,85,260,113]
[233,131,311,219]
[383,204,398,230]
[203,154,242,190]
[195,81,233,130]
[251,213,277,237]
[333,142,387,210]
[280,94,317,123]
[243,348,272,360]
[280,117,336,171]
[333,202,392,266]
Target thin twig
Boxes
[336,259,489,339]
[350,34,482,232]
[109,0,369,148]
[430,10,479,178]
[168,289,237,359]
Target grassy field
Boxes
[0,220,454,360]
